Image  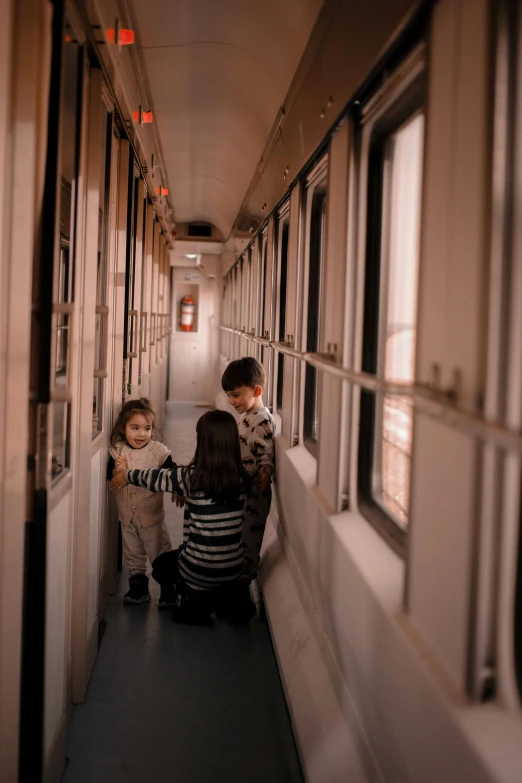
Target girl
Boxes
[110,409,254,624]
[108,398,174,607]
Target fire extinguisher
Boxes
[180,295,195,331]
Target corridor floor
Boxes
[62,403,303,783]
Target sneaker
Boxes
[217,581,256,625]
[123,574,151,604]
[171,594,213,625]
[158,583,178,610]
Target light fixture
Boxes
[106,28,135,45]
[132,107,153,125]
[185,254,197,259]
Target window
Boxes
[375,114,424,525]
[303,162,328,454]
[276,212,289,413]
[93,104,113,435]
[358,53,424,543]
[258,232,268,365]
[124,166,140,396]
[51,24,82,479]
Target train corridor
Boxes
[61,403,303,783]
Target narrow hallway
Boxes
[62,403,303,783]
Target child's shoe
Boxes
[217,580,257,624]
[123,574,151,604]
[158,583,178,610]
[171,594,213,625]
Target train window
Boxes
[374,114,424,525]
[358,51,424,544]
[259,233,268,364]
[303,161,328,455]
[52,26,82,479]
[93,105,113,436]
[246,246,253,351]
[124,167,140,396]
[276,212,289,413]
[233,264,239,358]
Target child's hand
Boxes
[259,466,272,492]
[171,494,185,508]
[114,455,129,474]
[110,471,129,492]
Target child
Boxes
[110,409,253,624]
[221,357,276,581]
[108,398,174,606]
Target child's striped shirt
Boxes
[125,466,245,591]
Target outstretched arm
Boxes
[110,465,185,494]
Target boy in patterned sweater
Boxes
[222,357,276,580]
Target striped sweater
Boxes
[125,466,246,591]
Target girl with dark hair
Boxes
[108,398,174,606]
[110,409,254,624]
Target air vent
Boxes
[187,223,212,238]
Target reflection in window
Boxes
[93,106,112,435]
[374,113,424,525]
[259,235,267,366]
[52,25,81,479]
[276,216,289,413]
[56,239,70,376]
[304,180,327,451]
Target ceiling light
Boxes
[185,254,197,259]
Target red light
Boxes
[155,187,168,197]
[106,28,134,45]
[132,110,153,125]
[119,29,135,45]
[65,34,72,42]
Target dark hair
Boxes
[110,398,162,448]
[221,357,266,392]
[184,409,250,502]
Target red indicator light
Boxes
[132,110,153,125]
[65,34,72,42]
[155,187,169,197]
[106,28,135,45]
[119,29,135,45]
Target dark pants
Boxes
[152,548,253,621]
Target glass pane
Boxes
[93,106,110,435]
[375,113,424,525]
[304,185,327,445]
[52,25,81,479]
[277,218,289,412]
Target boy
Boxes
[222,357,276,580]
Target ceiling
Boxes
[129,0,323,239]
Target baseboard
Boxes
[259,513,378,783]
[44,712,67,783]
[85,618,98,689]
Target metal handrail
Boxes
[217,324,522,453]
[252,335,271,347]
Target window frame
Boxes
[300,155,328,457]
[92,102,114,436]
[275,203,290,415]
[356,46,425,553]
[51,26,84,482]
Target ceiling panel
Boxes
[130,0,323,237]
